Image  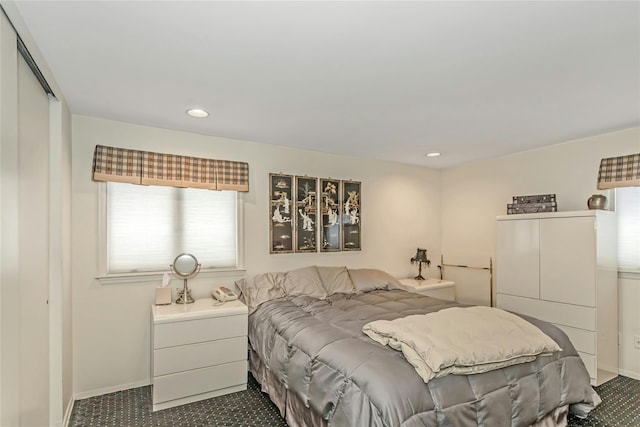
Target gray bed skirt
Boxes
[249,347,570,427]
[250,347,328,427]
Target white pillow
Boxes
[316,266,356,295]
[282,266,327,299]
[235,272,286,313]
[347,268,402,293]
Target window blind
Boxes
[616,186,640,271]
[107,182,237,273]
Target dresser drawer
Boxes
[153,360,247,404]
[497,294,595,331]
[154,336,247,376]
[553,324,595,355]
[154,314,248,349]
[578,352,596,380]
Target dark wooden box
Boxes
[507,201,557,215]
[512,194,556,204]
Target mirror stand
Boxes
[176,279,195,304]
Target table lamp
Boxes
[410,248,431,280]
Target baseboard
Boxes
[73,379,151,400]
[618,368,640,381]
[63,397,74,427]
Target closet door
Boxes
[18,53,50,427]
[539,216,596,307]
[496,218,540,299]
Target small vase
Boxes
[587,194,607,210]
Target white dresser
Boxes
[151,298,248,411]
[496,210,617,386]
[398,278,456,301]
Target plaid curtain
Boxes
[597,153,640,189]
[92,145,249,192]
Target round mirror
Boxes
[171,253,200,279]
[170,253,200,304]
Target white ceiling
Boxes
[11,1,640,168]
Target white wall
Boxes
[61,103,73,420]
[71,115,442,396]
[49,99,73,424]
[441,126,640,378]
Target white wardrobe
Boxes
[496,210,618,386]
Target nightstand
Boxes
[398,278,456,301]
[151,298,248,411]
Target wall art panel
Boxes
[295,176,318,253]
[320,178,341,252]
[341,180,361,251]
[269,173,293,253]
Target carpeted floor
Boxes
[567,375,640,426]
[69,376,287,427]
[69,374,639,426]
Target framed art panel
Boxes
[320,178,341,252]
[341,180,361,251]
[295,176,318,253]
[269,173,293,254]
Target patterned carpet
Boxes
[567,375,640,427]
[69,376,286,427]
[69,375,639,426]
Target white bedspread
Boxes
[362,306,562,383]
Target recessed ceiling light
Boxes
[186,108,209,118]
[426,152,441,157]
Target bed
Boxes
[236,266,600,427]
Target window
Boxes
[616,186,640,272]
[105,182,239,274]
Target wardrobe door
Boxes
[18,53,50,427]
[497,218,540,299]
[539,216,596,307]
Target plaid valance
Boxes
[92,145,249,192]
[92,146,144,184]
[597,153,640,189]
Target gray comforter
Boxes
[249,290,599,427]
